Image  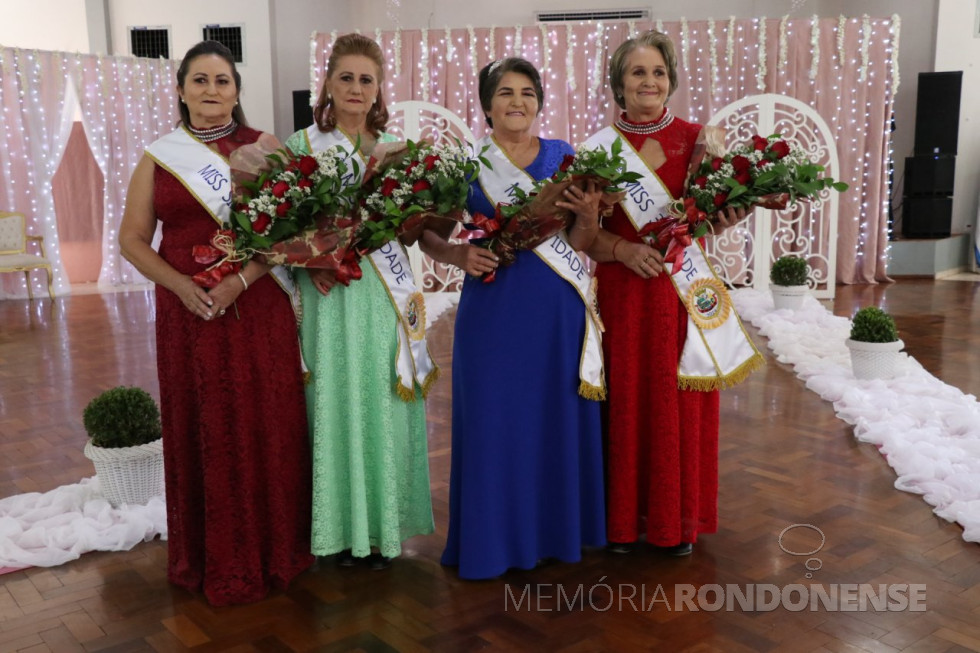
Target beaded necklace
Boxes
[614,109,674,136]
[186,120,238,143]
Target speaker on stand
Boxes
[901,71,961,239]
[292,90,314,133]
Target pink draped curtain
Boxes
[0,46,179,299]
[313,16,898,284]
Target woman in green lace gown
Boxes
[285,33,434,569]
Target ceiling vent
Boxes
[129,26,170,59]
[535,8,650,22]
[202,24,245,64]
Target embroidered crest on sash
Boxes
[403,291,426,341]
[686,277,731,330]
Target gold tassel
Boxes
[578,381,607,401]
[419,366,441,399]
[677,353,766,392]
[302,370,312,386]
[394,379,416,402]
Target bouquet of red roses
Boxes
[642,130,849,272]
[357,139,481,246]
[465,137,639,282]
[192,135,361,287]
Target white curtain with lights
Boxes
[0,46,179,299]
[0,49,76,299]
[313,15,901,284]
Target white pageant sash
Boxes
[305,125,438,400]
[477,135,606,399]
[585,126,763,390]
[145,127,301,316]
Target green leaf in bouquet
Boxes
[232,211,253,234]
[793,180,821,197]
[611,137,624,157]
[832,181,849,192]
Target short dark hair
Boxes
[608,30,679,110]
[175,40,247,127]
[478,57,544,128]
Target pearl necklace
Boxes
[615,110,674,136]
[186,120,238,143]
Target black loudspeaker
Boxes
[913,71,962,155]
[904,155,956,196]
[902,197,952,239]
[292,90,314,132]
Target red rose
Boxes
[770,140,790,159]
[276,200,292,217]
[559,154,575,172]
[252,213,272,233]
[752,135,769,151]
[261,179,273,190]
[710,157,724,171]
[423,154,440,170]
[731,155,751,173]
[713,192,729,208]
[734,170,751,185]
[756,159,770,169]
[297,155,318,177]
[271,181,290,198]
[297,178,313,189]
[693,175,708,188]
[412,179,431,192]
[405,161,418,175]
[381,177,399,197]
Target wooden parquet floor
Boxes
[1,278,979,652]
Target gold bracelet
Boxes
[237,271,248,291]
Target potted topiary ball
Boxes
[82,386,164,507]
[770,255,810,310]
[845,306,905,380]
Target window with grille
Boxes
[202,24,245,64]
[535,8,649,22]
[130,27,170,59]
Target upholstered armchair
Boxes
[0,211,54,300]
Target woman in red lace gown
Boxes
[585,31,745,556]
[119,41,313,605]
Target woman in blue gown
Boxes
[420,58,607,579]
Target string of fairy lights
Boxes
[311,15,900,281]
[0,14,899,299]
[0,47,179,297]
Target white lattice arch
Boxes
[705,94,840,298]
[387,101,476,294]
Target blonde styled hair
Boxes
[312,33,388,136]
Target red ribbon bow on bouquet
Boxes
[191,229,243,288]
[638,213,696,274]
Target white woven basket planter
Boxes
[771,285,808,311]
[846,338,905,380]
[83,439,164,507]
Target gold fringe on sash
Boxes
[677,351,766,391]
[578,381,607,401]
[303,370,312,386]
[394,365,441,402]
[420,365,441,399]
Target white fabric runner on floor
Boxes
[0,291,462,570]
[0,477,166,568]
[733,288,980,543]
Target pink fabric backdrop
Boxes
[313,16,898,284]
[0,47,178,299]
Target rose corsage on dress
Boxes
[192,137,480,289]
[644,128,849,272]
[465,138,640,283]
